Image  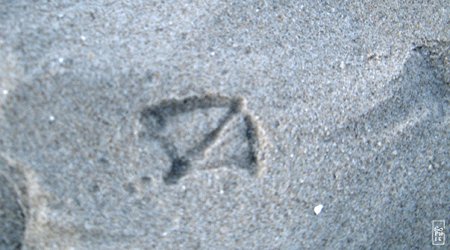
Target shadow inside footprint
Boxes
[0,174,26,250]
[163,157,191,184]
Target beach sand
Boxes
[1,1,448,249]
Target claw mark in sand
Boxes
[139,95,266,184]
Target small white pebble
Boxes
[392,150,398,156]
[2,89,8,95]
[49,115,55,122]
[58,57,64,63]
[83,222,94,230]
[314,204,323,215]
[80,35,86,41]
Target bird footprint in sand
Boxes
[139,95,266,184]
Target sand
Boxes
[1,1,449,249]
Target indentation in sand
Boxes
[139,95,266,184]
[0,155,28,249]
[328,42,449,142]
